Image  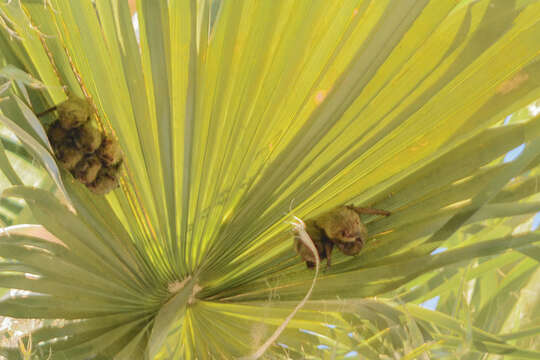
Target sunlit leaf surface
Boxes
[0,0,539,358]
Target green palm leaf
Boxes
[0,0,539,358]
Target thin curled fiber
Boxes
[240,216,320,360]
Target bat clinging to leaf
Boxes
[294,205,390,268]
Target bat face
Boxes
[335,238,364,256]
[314,206,368,244]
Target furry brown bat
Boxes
[55,143,84,170]
[73,154,102,184]
[96,134,123,166]
[57,95,93,130]
[73,122,103,153]
[41,95,123,195]
[294,205,390,268]
[47,121,68,147]
[294,219,333,269]
[87,165,121,194]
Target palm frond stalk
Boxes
[0,0,539,358]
